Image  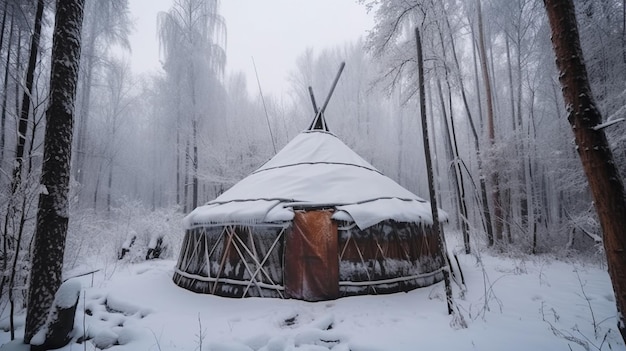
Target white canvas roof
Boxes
[184,130,442,230]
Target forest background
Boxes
[0,0,624,326]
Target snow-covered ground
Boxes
[1,244,624,351]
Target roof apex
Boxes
[307,111,329,131]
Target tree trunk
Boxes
[189,53,199,210]
[74,42,94,188]
[10,0,44,196]
[426,80,441,205]
[436,76,469,252]
[24,0,85,342]
[444,12,491,243]
[176,127,181,207]
[623,0,626,64]
[13,28,21,125]
[445,87,471,253]
[544,0,626,342]
[9,71,44,340]
[92,161,102,210]
[396,84,404,184]
[515,34,529,240]
[0,11,13,170]
[526,137,536,253]
[107,159,113,214]
[505,36,516,130]
[476,0,502,245]
[504,35,516,243]
[0,2,8,58]
[470,26,484,131]
[190,88,198,211]
[30,281,80,351]
[2,0,42,320]
[175,75,182,210]
[1,18,18,300]
[469,7,495,246]
[436,23,471,254]
[192,118,198,209]
[435,78,455,211]
[183,139,190,213]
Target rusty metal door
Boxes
[284,210,338,301]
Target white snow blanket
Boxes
[184,130,445,230]
[3,250,622,351]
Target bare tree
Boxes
[73,0,131,200]
[2,1,45,329]
[475,0,503,246]
[158,0,226,211]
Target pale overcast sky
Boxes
[127,0,373,96]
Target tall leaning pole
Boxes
[415,27,452,315]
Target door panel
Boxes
[284,210,338,301]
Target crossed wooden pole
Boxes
[307,62,346,130]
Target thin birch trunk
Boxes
[11,0,44,197]
[476,0,502,245]
[74,22,96,188]
[183,139,190,213]
[469,10,496,245]
[436,21,471,253]
[443,12,491,242]
[505,35,516,243]
[107,159,113,214]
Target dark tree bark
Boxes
[31,280,80,351]
[24,0,85,343]
[544,0,626,342]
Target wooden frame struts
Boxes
[173,224,287,298]
[337,220,444,297]
[173,220,444,299]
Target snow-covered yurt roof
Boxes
[184,129,440,230]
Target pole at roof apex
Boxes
[308,62,345,131]
[308,86,319,114]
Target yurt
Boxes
[173,109,447,301]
